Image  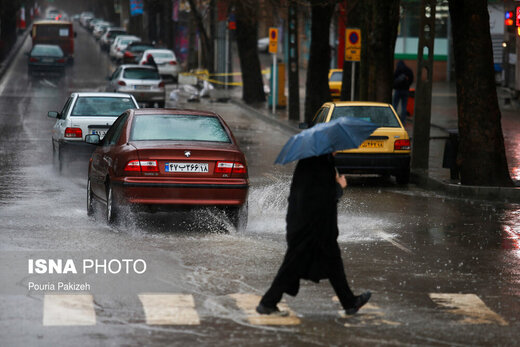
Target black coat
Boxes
[393,60,414,90]
[272,154,344,296]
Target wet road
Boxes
[0,25,519,346]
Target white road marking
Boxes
[374,229,413,254]
[43,294,96,326]
[229,293,300,325]
[429,293,508,326]
[333,296,401,326]
[138,293,200,325]
[41,79,57,88]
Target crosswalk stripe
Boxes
[138,294,200,325]
[229,293,300,325]
[429,293,508,326]
[333,296,401,326]
[43,294,96,326]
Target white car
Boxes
[48,92,139,172]
[109,35,141,61]
[137,49,180,82]
[100,27,127,51]
[93,22,112,40]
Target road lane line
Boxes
[429,293,508,326]
[138,294,200,325]
[43,294,96,326]
[374,229,413,254]
[229,293,300,325]
[333,296,401,326]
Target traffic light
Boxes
[505,11,514,26]
[516,6,520,26]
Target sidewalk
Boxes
[229,81,520,203]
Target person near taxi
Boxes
[256,154,371,316]
[392,60,414,125]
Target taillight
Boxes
[394,139,411,150]
[124,160,159,172]
[124,51,133,58]
[29,57,38,62]
[56,58,66,63]
[330,88,340,94]
[158,81,165,88]
[169,61,177,65]
[215,161,247,174]
[64,127,83,138]
[118,81,126,86]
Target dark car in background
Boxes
[85,108,249,229]
[27,44,67,76]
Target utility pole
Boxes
[288,1,300,121]
[411,0,436,172]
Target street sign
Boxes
[345,28,361,62]
[268,28,278,54]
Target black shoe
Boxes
[345,291,371,315]
[256,303,289,316]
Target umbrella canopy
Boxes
[275,117,378,165]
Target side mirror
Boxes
[85,134,101,145]
[48,111,59,118]
[74,32,77,38]
[299,122,310,129]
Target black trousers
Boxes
[260,256,356,310]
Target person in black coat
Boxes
[256,154,371,316]
[392,60,414,125]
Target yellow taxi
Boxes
[328,69,343,100]
[312,101,411,184]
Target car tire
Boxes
[227,202,248,232]
[87,178,95,216]
[395,169,410,185]
[106,183,119,224]
[157,101,165,108]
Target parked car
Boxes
[92,21,112,40]
[48,92,139,172]
[106,65,165,107]
[137,49,180,82]
[109,35,140,61]
[100,27,127,51]
[79,12,94,27]
[122,42,155,64]
[85,108,249,229]
[27,44,66,76]
[311,101,411,184]
[328,69,343,100]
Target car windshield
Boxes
[330,71,342,82]
[123,68,160,80]
[108,30,126,38]
[151,52,175,59]
[71,97,135,117]
[330,106,400,127]
[129,45,153,52]
[31,45,63,57]
[131,114,231,143]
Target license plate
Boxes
[42,58,54,63]
[165,162,209,173]
[134,85,150,90]
[361,140,384,148]
[90,129,107,139]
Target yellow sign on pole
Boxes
[345,28,361,62]
[268,28,278,54]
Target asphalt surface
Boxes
[0,23,519,347]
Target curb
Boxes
[0,29,30,82]
[231,97,520,203]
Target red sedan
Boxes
[85,108,249,230]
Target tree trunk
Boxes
[358,0,400,103]
[340,0,361,101]
[187,0,214,73]
[0,0,20,60]
[304,0,336,122]
[448,0,513,186]
[235,1,266,104]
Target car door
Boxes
[90,113,129,200]
[54,95,74,145]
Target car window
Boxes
[111,67,121,80]
[103,113,129,146]
[329,71,342,82]
[330,106,400,127]
[150,52,175,59]
[123,68,160,80]
[71,97,136,117]
[59,97,74,119]
[129,45,153,52]
[313,107,329,124]
[130,115,231,143]
[32,45,63,57]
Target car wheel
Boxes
[227,202,248,232]
[106,183,119,224]
[395,169,410,184]
[157,101,165,108]
[87,178,95,216]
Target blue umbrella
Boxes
[275,117,378,165]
